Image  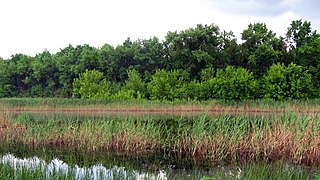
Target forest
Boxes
[0,19,319,101]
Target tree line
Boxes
[0,19,319,100]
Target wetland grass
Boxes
[1,98,320,115]
[1,111,320,166]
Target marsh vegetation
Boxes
[0,99,320,179]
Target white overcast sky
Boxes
[0,0,319,59]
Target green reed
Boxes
[1,98,320,112]
[0,111,320,165]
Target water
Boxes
[0,147,318,179]
[1,154,168,179]
[0,153,248,179]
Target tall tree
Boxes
[218,31,242,67]
[31,50,58,97]
[164,24,221,79]
[133,37,166,80]
[99,43,116,81]
[0,59,15,97]
[241,23,284,77]
[241,23,276,53]
[54,45,83,97]
[75,45,101,75]
[9,54,34,96]
[286,20,319,49]
[112,38,140,82]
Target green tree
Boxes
[112,38,140,82]
[54,45,83,97]
[0,59,14,97]
[286,20,319,49]
[164,24,221,79]
[31,50,58,97]
[263,63,287,100]
[8,54,34,96]
[241,23,284,77]
[99,43,117,81]
[75,45,101,75]
[218,31,242,67]
[241,23,276,54]
[285,20,320,67]
[184,80,202,100]
[247,44,282,77]
[198,67,216,100]
[133,37,166,78]
[295,37,320,68]
[200,67,215,82]
[308,65,320,98]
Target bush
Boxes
[73,70,111,99]
[110,89,136,101]
[203,66,257,100]
[263,63,312,100]
[184,80,203,100]
[124,69,146,99]
[147,69,188,101]
[308,65,320,98]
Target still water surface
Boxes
[0,147,318,180]
[0,153,247,179]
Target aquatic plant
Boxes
[0,111,320,166]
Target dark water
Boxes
[0,145,319,179]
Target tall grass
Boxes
[1,98,320,113]
[1,111,320,166]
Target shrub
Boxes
[263,63,312,100]
[147,69,188,101]
[204,66,257,100]
[124,69,146,99]
[73,69,111,99]
[184,80,203,100]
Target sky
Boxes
[0,0,319,59]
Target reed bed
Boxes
[0,111,320,166]
[1,98,320,115]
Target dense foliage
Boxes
[0,20,319,100]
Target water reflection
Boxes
[1,154,167,180]
[1,152,314,179]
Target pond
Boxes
[0,146,319,179]
[1,153,168,179]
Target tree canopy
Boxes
[0,19,319,101]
